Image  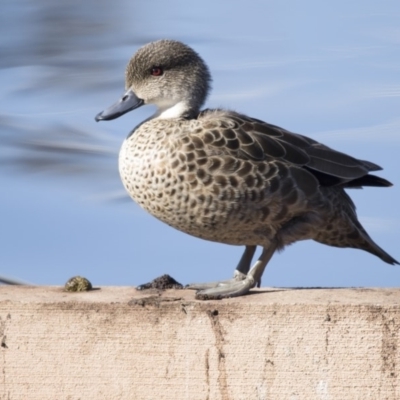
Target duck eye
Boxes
[150,66,163,76]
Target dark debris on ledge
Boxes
[136,274,184,291]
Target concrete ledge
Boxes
[0,286,399,399]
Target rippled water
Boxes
[1,0,399,286]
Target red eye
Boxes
[151,66,163,76]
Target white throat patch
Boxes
[156,101,188,119]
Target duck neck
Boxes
[155,101,198,120]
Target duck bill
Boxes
[95,89,144,121]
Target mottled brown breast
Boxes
[118,116,317,246]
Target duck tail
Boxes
[352,220,399,265]
[362,237,399,265]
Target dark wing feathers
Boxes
[357,159,383,172]
[307,145,366,168]
[273,139,310,165]
[200,111,391,188]
[252,133,286,158]
[252,121,283,137]
[306,152,369,179]
[344,174,392,188]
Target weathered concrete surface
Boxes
[0,286,399,400]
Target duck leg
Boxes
[190,242,277,299]
[186,245,256,291]
[234,245,258,279]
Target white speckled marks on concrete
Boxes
[0,286,399,399]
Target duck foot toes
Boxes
[194,278,255,300]
[186,280,231,291]
[186,273,247,291]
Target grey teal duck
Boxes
[96,39,398,299]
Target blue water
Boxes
[1,0,399,287]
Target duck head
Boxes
[95,40,211,122]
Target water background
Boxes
[1,1,399,287]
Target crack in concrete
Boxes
[381,312,399,399]
[205,348,210,400]
[206,309,229,400]
[0,314,11,399]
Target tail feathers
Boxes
[316,222,399,265]
[314,190,397,264]
[363,240,399,265]
[355,227,399,265]
[345,174,393,188]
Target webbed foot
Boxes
[187,243,276,300]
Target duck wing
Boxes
[197,111,392,188]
